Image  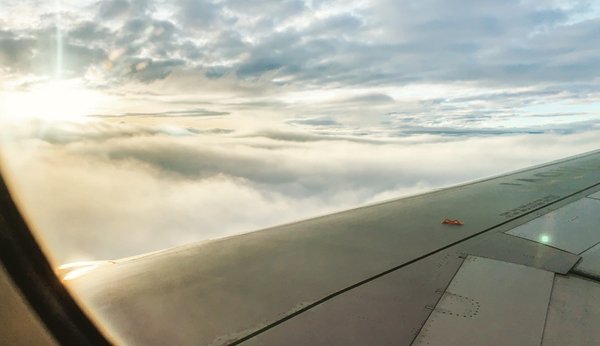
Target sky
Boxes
[0,0,599,264]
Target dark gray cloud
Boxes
[287,117,341,127]
[92,108,229,118]
[0,35,35,69]
[97,0,153,19]
[243,129,380,144]
[98,0,132,19]
[346,93,395,104]
[25,121,164,144]
[127,58,185,81]
[306,14,364,36]
[68,21,112,42]
[177,0,221,29]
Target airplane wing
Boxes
[62,149,600,345]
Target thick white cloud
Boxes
[1,119,599,264]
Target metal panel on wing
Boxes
[505,197,600,254]
[413,256,553,346]
[542,275,600,346]
[457,232,580,274]
[573,242,600,279]
[588,191,600,200]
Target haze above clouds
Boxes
[0,0,599,263]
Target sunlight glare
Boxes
[540,234,551,244]
[0,80,106,121]
[57,260,108,281]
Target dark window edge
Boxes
[0,172,111,345]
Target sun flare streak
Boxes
[55,0,63,79]
[57,261,108,281]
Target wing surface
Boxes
[68,150,600,345]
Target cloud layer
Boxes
[1,1,600,264]
[2,119,599,264]
[2,0,600,88]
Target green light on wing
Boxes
[540,234,550,243]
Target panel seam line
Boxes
[539,274,556,346]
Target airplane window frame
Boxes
[0,172,110,345]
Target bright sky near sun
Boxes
[1,0,599,125]
[1,0,599,263]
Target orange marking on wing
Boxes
[442,218,464,225]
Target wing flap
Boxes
[506,197,600,254]
[573,243,600,279]
[413,256,553,346]
[542,275,600,345]
[456,232,580,274]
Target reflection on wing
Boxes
[67,150,600,345]
[57,261,109,281]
